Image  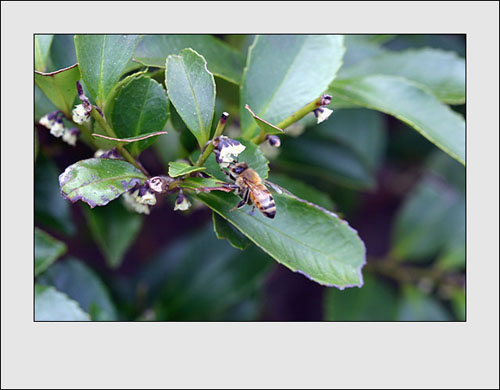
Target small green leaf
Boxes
[165,48,216,148]
[83,201,143,269]
[59,158,147,208]
[324,274,397,321]
[34,35,54,72]
[34,228,67,277]
[329,75,465,165]
[34,64,80,116]
[37,258,119,320]
[74,34,141,106]
[338,48,465,105]
[110,75,170,156]
[397,286,451,321]
[241,35,345,139]
[212,212,251,250]
[168,161,206,178]
[133,34,245,84]
[35,284,90,321]
[244,104,284,135]
[35,153,76,236]
[189,190,365,288]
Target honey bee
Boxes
[225,162,276,219]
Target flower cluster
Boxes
[213,136,246,168]
[39,110,79,146]
[313,94,333,124]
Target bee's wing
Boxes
[242,177,265,193]
[264,180,293,196]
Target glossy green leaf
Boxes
[276,136,375,190]
[93,131,168,144]
[392,176,464,263]
[165,48,216,148]
[34,228,67,277]
[168,161,206,178]
[35,85,58,121]
[329,75,465,165]
[34,35,54,72]
[324,274,397,321]
[34,64,80,116]
[35,284,90,321]
[110,75,169,156]
[35,153,76,236]
[397,286,451,321]
[267,173,334,211]
[49,34,77,71]
[134,34,245,85]
[241,35,345,139]
[59,158,147,208]
[138,226,271,320]
[83,200,143,268]
[37,258,118,320]
[338,48,465,104]
[451,288,466,321]
[188,189,365,288]
[212,212,251,250]
[74,34,141,106]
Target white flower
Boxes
[174,194,191,211]
[62,128,78,146]
[122,190,150,215]
[94,148,121,159]
[215,136,246,168]
[72,104,90,124]
[136,190,157,206]
[39,114,55,129]
[50,121,65,137]
[146,176,169,194]
[314,107,333,124]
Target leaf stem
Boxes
[90,108,149,176]
[195,112,229,167]
[253,94,331,144]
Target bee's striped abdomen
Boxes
[251,189,276,219]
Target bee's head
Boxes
[230,162,248,175]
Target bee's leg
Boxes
[230,187,249,212]
[197,183,239,193]
[249,205,255,216]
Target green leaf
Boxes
[397,286,451,321]
[165,48,216,148]
[83,200,143,269]
[451,288,465,321]
[35,153,76,236]
[338,48,465,105]
[212,212,251,250]
[59,158,147,208]
[168,161,206,178]
[34,228,67,277]
[110,75,170,156]
[267,173,334,211]
[189,190,365,288]
[37,258,118,320]
[34,64,80,116]
[138,226,271,320]
[35,284,90,321]
[34,35,54,72]
[392,176,464,263]
[324,274,397,321]
[74,34,141,106]
[49,34,77,71]
[133,34,245,85]
[241,35,345,139]
[92,131,168,144]
[329,75,465,165]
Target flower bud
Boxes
[94,148,122,159]
[122,189,151,215]
[174,192,191,211]
[72,104,91,124]
[50,120,65,137]
[62,128,79,146]
[266,135,281,148]
[146,176,171,194]
[314,107,333,124]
